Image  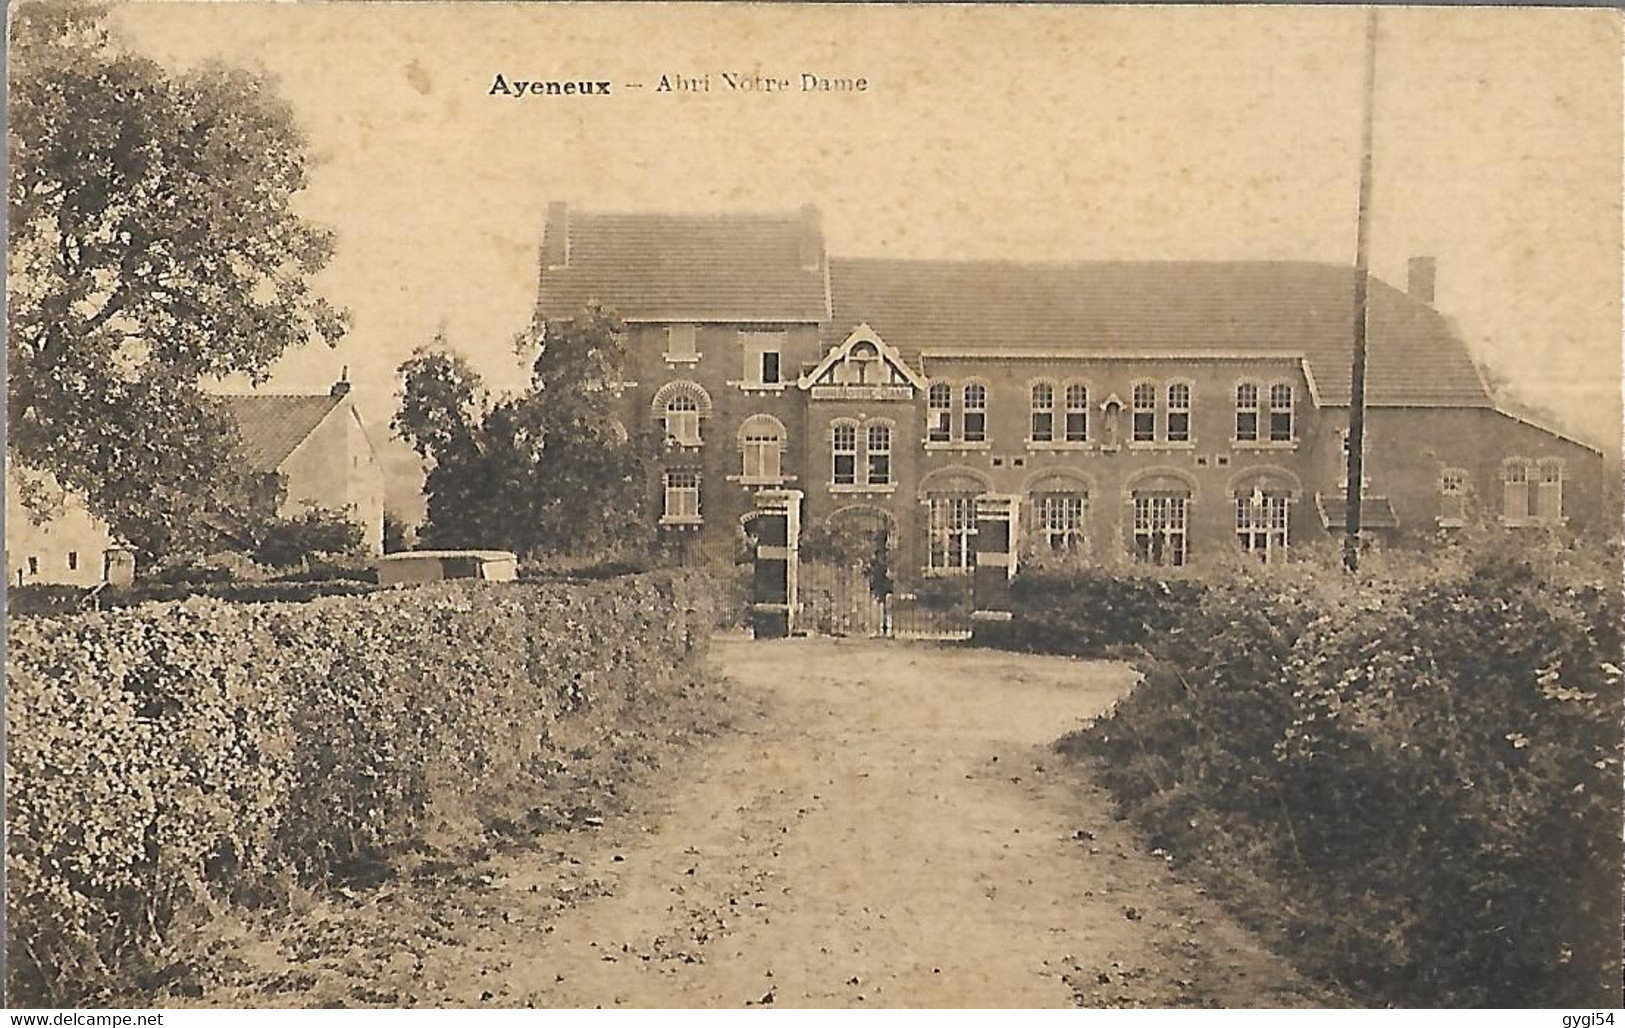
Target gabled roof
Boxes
[799,323,928,390]
[535,207,831,323]
[824,258,1493,408]
[212,394,344,473]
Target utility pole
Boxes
[1344,8,1379,573]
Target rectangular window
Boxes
[1268,384,1294,442]
[1503,461,1530,521]
[1536,460,1563,522]
[663,469,700,522]
[1235,383,1260,441]
[1439,469,1467,524]
[665,324,698,361]
[743,433,782,481]
[1166,383,1191,443]
[1132,383,1157,443]
[832,422,858,486]
[1036,494,1086,553]
[1030,384,1054,443]
[928,496,977,570]
[740,331,787,386]
[1132,494,1189,567]
[67,551,78,571]
[928,383,952,443]
[27,556,39,576]
[866,423,892,486]
[962,384,987,443]
[665,400,701,446]
[1064,383,1089,443]
[1235,492,1289,563]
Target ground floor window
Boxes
[1438,468,1468,525]
[927,495,977,570]
[1235,490,1289,563]
[1132,493,1189,567]
[1034,493,1087,553]
[662,469,701,522]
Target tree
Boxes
[251,506,365,569]
[7,1,346,561]
[392,307,657,558]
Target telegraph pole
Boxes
[1344,8,1379,573]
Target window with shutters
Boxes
[664,395,701,446]
[1502,458,1532,523]
[1535,458,1564,524]
[664,324,699,363]
[739,331,787,388]
[738,414,786,483]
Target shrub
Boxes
[6,572,725,1005]
[1055,543,1623,1006]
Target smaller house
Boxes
[6,377,386,586]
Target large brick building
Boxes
[534,203,1603,584]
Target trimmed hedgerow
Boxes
[1046,540,1623,1006]
[975,565,1207,658]
[6,572,721,1005]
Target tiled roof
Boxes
[536,208,831,323]
[824,259,1493,408]
[1317,493,1401,530]
[213,394,343,473]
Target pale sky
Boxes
[109,3,1622,452]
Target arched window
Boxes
[920,467,990,572]
[831,420,859,486]
[1030,382,1055,443]
[1235,382,1260,441]
[1131,382,1157,443]
[1064,383,1089,443]
[1268,383,1294,442]
[1129,472,1193,567]
[962,383,988,443]
[927,383,952,443]
[738,414,786,482]
[866,422,892,486]
[651,381,712,446]
[1166,382,1192,443]
[1027,471,1091,555]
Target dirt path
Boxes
[198,636,1328,1008]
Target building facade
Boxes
[6,378,386,586]
[534,203,1604,586]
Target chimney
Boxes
[543,201,571,268]
[330,365,351,398]
[798,202,823,271]
[1407,256,1437,304]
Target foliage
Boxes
[1036,538,1623,1006]
[392,309,658,559]
[978,564,1208,657]
[249,506,365,568]
[7,1,346,562]
[800,514,894,598]
[382,511,413,554]
[6,572,724,1004]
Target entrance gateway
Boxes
[748,490,1019,641]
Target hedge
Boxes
[1038,543,1622,1006]
[6,572,721,1005]
[973,565,1207,657]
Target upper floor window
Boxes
[1268,383,1295,442]
[1064,383,1089,443]
[832,421,859,486]
[739,414,786,482]
[927,383,952,443]
[67,551,79,571]
[1131,383,1157,443]
[1235,383,1260,441]
[1030,383,1055,443]
[1503,458,1532,522]
[867,423,892,486]
[1166,383,1192,443]
[740,331,786,386]
[1536,458,1565,523]
[665,395,701,446]
[1439,467,1469,525]
[962,383,988,443]
[662,469,701,524]
[665,324,698,362]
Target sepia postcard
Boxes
[6,1,1622,1013]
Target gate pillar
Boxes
[972,494,1020,633]
[750,489,803,639]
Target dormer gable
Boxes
[800,323,926,400]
